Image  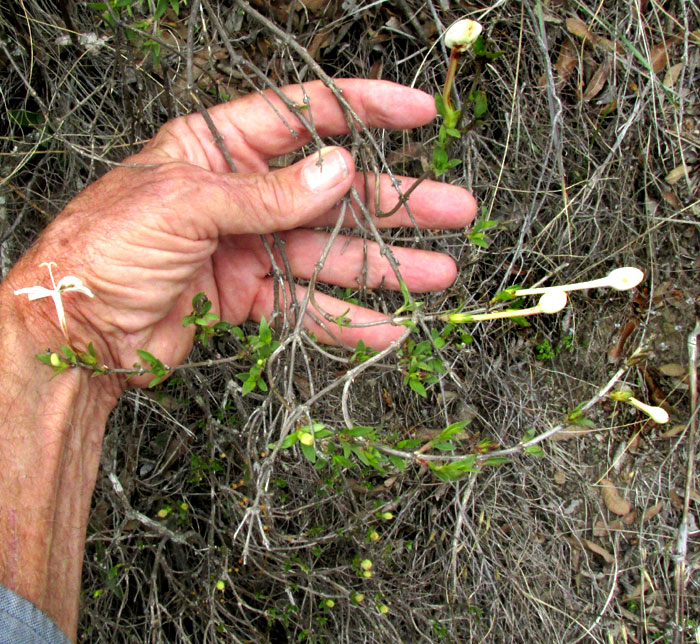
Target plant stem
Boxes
[443,48,461,112]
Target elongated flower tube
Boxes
[445,290,567,323]
[514,267,644,296]
[14,262,94,343]
[442,18,483,114]
[609,390,669,424]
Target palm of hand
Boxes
[14,80,476,382]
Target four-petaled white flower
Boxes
[14,262,93,342]
[444,18,483,52]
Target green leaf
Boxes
[491,286,521,303]
[332,454,355,469]
[136,349,162,369]
[301,442,316,463]
[154,0,168,20]
[259,316,272,344]
[36,353,54,366]
[148,373,167,388]
[60,345,77,362]
[396,439,422,450]
[241,376,256,396]
[522,428,536,442]
[471,34,486,56]
[279,433,299,449]
[409,379,427,397]
[524,445,545,457]
[471,90,488,119]
[482,456,509,467]
[431,441,456,451]
[389,455,406,472]
[352,447,371,467]
[434,94,447,118]
[445,127,461,138]
[438,420,469,441]
[346,426,375,438]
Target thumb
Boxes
[209,146,355,236]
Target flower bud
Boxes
[444,18,483,52]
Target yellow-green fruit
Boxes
[215,580,225,591]
[361,570,372,578]
[360,559,373,570]
[378,604,389,614]
[50,353,62,367]
[298,432,314,446]
[324,599,335,609]
[369,531,379,541]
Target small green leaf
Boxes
[482,456,509,467]
[301,442,316,463]
[524,445,545,457]
[409,379,427,397]
[259,316,272,344]
[396,439,422,450]
[434,94,447,118]
[136,349,163,369]
[438,421,469,441]
[431,441,456,452]
[154,0,168,20]
[346,426,375,438]
[332,454,355,469]
[241,376,256,396]
[471,90,488,119]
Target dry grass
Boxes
[1,0,699,642]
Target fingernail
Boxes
[301,147,348,192]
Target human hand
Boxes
[6,79,476,388]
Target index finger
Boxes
[149,80,437,172]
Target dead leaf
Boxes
[299,0,331,11]
[642,502,663,522]
[566,17,598,45]
[659,363,686,377]
[593,519,608,537]
[649,36,682,73]
[622,510,637,525]
[583,538,614,563]
[663,62,684,88]
[665,164,689,185]
[608,319,638,363]
[661,189,681,209]
[670,488,683,511]
[307,29,332,60]
[661,425,685,439]
[601,479,632,515]
[554,40,578,83]
[554,470,567,485]
[582,62,608,101]
[597,36,623,54]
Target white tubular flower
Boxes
[444,18,483,52]
[537,290,568,314]
[14,262,94,342]
[447,289,567,323]
[515,267,644,296]
[627,397,670,424]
